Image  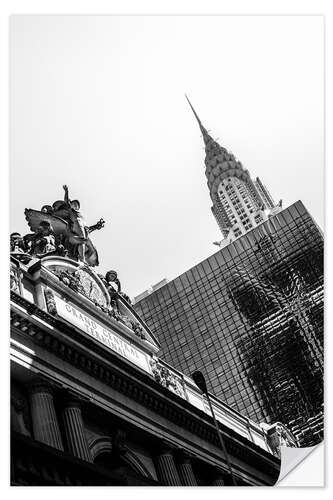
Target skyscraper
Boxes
[134,101,324,447]
[185,96,282,246]
[134,202,324,447]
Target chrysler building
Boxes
[186,96,282,247]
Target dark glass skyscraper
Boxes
[134,201,324,446]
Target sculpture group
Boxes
[11,185,105,266]
[10,185,148,342]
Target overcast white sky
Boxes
[10,15,324,299]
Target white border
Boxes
[2,1,331,497]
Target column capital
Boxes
[29,378,54,396]
[177,449,195,464]
[62,391,82,409]
[157,440,179,456]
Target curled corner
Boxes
[276,442,324,486]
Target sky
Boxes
[10,15,324,299]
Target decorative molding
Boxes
[50,265,109,308]
[10,265,22,295]
[45,263,150,343]
[123,449,155,480]
[89,435,113,460]
[44,288,57,315]
[88,435,154,480]
[150,357,186,399]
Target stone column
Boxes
[177,451,197,486]
[29,380,64,450]
[211,474,225,486]
[155,443,182,486]
[62,395,92,462]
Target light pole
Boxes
[192,370,237,486]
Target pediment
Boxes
[42,256,110,306]
[41,256,160,351]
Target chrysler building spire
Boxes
[185,94,210,143]
[186,96,282,247]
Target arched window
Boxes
[89,436,154,482]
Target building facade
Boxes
[10,191,289,486]
[134,201,324,447]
